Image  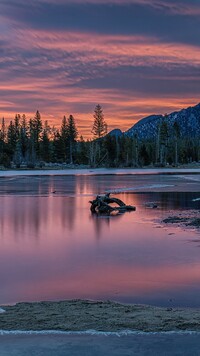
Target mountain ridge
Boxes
[108,102,200,140]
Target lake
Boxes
[0,172,200,307]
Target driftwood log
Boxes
[89,193,136,214]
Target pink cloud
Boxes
[1,28,200,137]
[8,29,200,67]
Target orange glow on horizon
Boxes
[0,96,199,139]
[1,30,200,138]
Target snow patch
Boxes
[0,168,200,178]
[0,329,200,337]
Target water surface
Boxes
[0,174,200,307]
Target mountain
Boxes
[124,103,200,140]
[107,128,123,137]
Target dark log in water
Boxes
[89,193,136,214]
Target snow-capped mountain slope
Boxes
[124,103,200,139]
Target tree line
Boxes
[0,105,199,168]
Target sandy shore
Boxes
[1,300,200,332]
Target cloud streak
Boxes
[1,1,200,46]
[0,1,200,137]
[4,0,200,16]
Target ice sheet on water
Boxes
[0,168,200,178]
[180,175,200,182]
[106,184,174,193]
[0,329,200,336]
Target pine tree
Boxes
[77,136,88,165]
[14,114,21,142]
[92,104,107,139]
[67,115,78,164]
[0,117,6,143]
[41,120,51,162]
[30,110,43,158]
[173,121,180,166]
[7,120,16,155]
[13,140,23,168]
[20,114,29,159]
[0,118,6,157]
[159,114,169,166]
[60,115,68,161]
[52,129,63,162]
[133,133,139,167]
[139,144,150,166]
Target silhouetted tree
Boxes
[30,110,43,158]
[41,120,51,162]
[52,129,63,162]
[60,115,68,161]
[173,121,180,166]
[139,143,150,166]
[14,114,21,142]
[92,104,107,138]
[7,120,16,155]
[67,114,78,164]
[159,114,169,166]
[20,114,29,160]
[77,136,88,165]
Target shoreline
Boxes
[0,167,200,178]
[1,300,200,333]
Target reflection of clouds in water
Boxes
[0,176,200,305]
[0,176,198,242]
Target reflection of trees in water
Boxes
[0,176,78,241]
[76,175,106,196]
[0,195,76,241]
[157,192,200,210]
[91,215,110,239]
[0,196,42,240]
[90,212,124,239]
[76,175,137,196]
[58,176,77,231]
[60,196,76,231]
[122,192,200,210]
[1,176,198,243]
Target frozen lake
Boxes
[0,172,200,307]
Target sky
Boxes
[0,0,200,138]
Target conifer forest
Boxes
[0,104,199,169]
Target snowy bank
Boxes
[0,168,200,177]
[1,300,200,332]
